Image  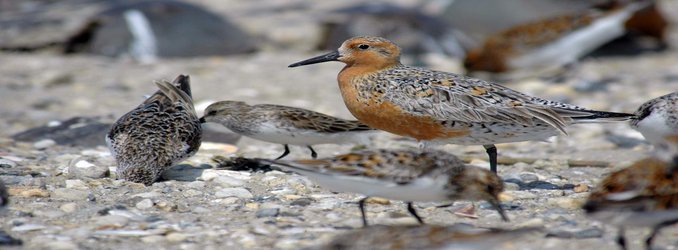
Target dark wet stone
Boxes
[480,201,522,211]
[0,180,8,207]
[1,0,256,57]
[290,198,314,207]
[160,164,210,182]
[0,230,22,246]
[546,230,575,238]
[12,116,112,147]
[255,208,280,218]
[505,179,574,190]
[547,228,603,239]
[575,228,604,239]
[78,0,256,57]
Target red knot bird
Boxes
[630,91,677,146]
[464,1,664,75]
[261,149,508,226]
[106,75,202,186]
[583,136,678,250]
[200,101,377,159]
[289,36,633,173]
[314,224,540,250]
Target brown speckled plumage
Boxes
[584,149,678,249]
[106,75,202,186]
[262,149,508,225]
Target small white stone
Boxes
[166,232,189,242]
[184,189,203,197]
[136,199,154,210]
[75,160,95,169]
[12,224,47,232]
[65,179,88,190]
[133,191,162,198]
[33,139,56,149]
[60,203,78,213]
[215,188,253,199]
[211,175,245,187]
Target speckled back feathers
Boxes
[106,75,202,186]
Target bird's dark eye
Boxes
[358,44,370,50]
[207,110,217,116]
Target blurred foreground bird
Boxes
[261,149,508,226]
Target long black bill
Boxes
[490,199,509,222]
[288,51,340,67]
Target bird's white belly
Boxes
[305,174,450,202]
[635,112,676,144]
[248,123,374,145]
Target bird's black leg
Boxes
[307,146,318,159]
[484,144,498,173]
[406,202,425,224]
[359,197,369,227]
[275,144,291,160]
[617,227,627,250]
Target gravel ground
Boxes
[1,1,678,250]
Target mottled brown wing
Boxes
[380,66,582,133]
[289,150,455,184]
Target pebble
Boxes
[141,235,166,244]
[573,184,589,193]
[574,228,604,239]
[166,232,189,242]
[160,164,206,181]
[14,188,50,198]
[256,208,280,218]
[34,209,66,219]
[215,188,253,199]
[184,189,204,197]
[44,241,79,250]
[94,215,130,227]
[503,182,521,191]
[33,139,56,149]
[519,172,539,182]
[0,158,18,168]
[12,224,47,232]
[0,230,22,245]
[65,179,88,190]
[516,218,545,228]
[186,181,206,189]
[68,160,109,179]
[52,188,90,200]
[60,202,78,213]
[290,198,314,206]
[549,197,585,210]
[192,206,210,214]
[211,175,245,187]
[135,199,154,210]
[133,191,162,198]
